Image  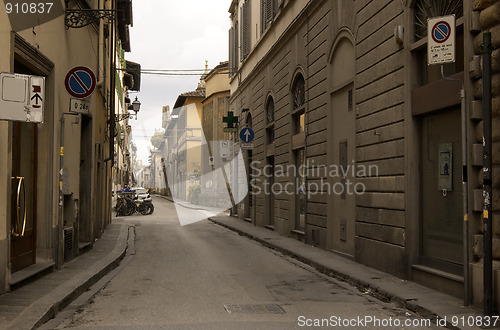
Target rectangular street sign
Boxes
[223,127,238,133]
[428,15,455,65]
[70,98,90,114]
[240,143,253,150]
[0,73,45,123]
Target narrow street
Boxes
[46,197,435,329]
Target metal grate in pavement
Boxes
[224,304,285,314]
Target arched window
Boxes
[246,112,252,128]
[414,0,463,40]
[292,74,305,110]
[291,73,306,231]
[412,0,464,85]
[266,96,274,124]
[292,74,305,134]
[266,96,275,144]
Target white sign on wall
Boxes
[428,15,456,65]
[0,73,45,123]
[70,98,90,114]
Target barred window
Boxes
[414,0,463,40]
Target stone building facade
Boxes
[228,0,500,310]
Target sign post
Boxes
[482,31,493,316]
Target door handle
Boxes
[11,177,26,237]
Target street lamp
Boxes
[128,97,141,120]
[115,96,141,122]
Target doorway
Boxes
[421,107,463,268]
[327,34,356,256]
[79,115,92,245]
[329,84,356,256]
[266,156,275,228]
[10,122,37,273]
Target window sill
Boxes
[291,229,305,236]
[292,132,305,150]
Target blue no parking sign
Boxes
[65,66,97,98]
[431,21,451,43]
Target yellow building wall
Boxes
[206,71,230,98]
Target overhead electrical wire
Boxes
[141,72,230,76]
[116,67,231,76]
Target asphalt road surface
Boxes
[46,196,437,329]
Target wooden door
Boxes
[10,122,37,273]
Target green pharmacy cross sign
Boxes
[223,111,238,132]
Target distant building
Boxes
[200,62,233,207]
[164,78,206,202]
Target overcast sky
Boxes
[127,0,231,164]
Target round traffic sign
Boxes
[240,127,255,143]
[431,21,451,43]
[65,66,97,98]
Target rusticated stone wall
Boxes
[472,0,500,255]
[471,0,500,307]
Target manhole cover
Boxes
[224,304,285,314]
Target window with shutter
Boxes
[234,20,239,64]
[261,0,277,35]
[261,0,266,34]
[240,6,244,61]
[229,28,233,76]
[265,0,273,23]
[241,0,250,60]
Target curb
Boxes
[6,224,130,330]
[154,194,209,211]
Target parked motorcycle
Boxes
[115,191,154,216]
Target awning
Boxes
[125,61,141,91]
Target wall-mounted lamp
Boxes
[394,25,404,45]
[128,97,141,120]
[116,97,141,122]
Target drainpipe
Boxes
[109,0,116,168]
[97,0,105,92]
[461,86,470,307]
[57,113,78,268]
[304,10,309,244]
[57,116,65,269]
